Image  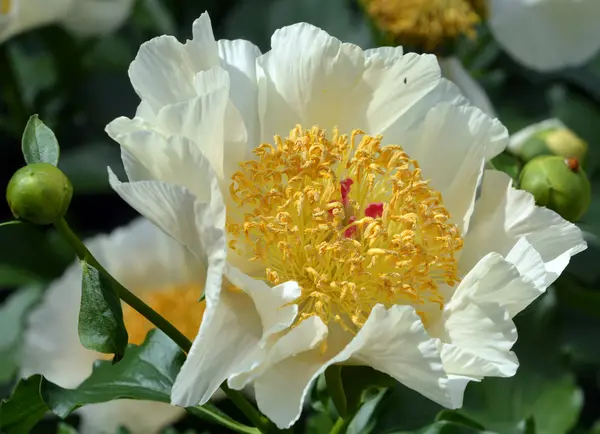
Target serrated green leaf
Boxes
[78,260,128,358]
[21,115,60,166]
[0,331,183,433]
[0,285,43,383]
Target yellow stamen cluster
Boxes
[1,0,11,14]
[228,126,463,332]
[122,284,205,345]
[363,0,485,52]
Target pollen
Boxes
[227,126,463,332]
[0,0,11,14]
[362,0,485,52]
[122,283,205,345]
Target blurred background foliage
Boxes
[2,0,600,433]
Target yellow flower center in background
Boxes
[1,0,11,14]
[122,284,205,345]
[363,0,486,52]
[228,126,463,332]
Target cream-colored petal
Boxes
[228,316,327,390]
[218,39,262,148]
[60,0,134,37]
[489,0,600,71]
[184,12,220,72]
[257,22,367,139]
[439,57,496,117]
[225,267,300,342]
[171,289,262,407]
[461,170,586,287]
[253,305,471,428]
[78,399,183,434]
[0,0,72,43]
[128,36,197,113]
[507,118,565,155]
[406,104,507,233]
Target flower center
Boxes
[0,0,11,14]
[362,0,485,52]
[122,284,205,345]
[227,126,463,332]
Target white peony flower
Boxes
[0,0,134,43]
[20,218,205,434]
[488,0,600,71]
[106,13,586,428]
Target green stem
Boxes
[54,218,191,352]
[330,417,351,434]
[53,218,275,432]
[0,220,22,228]
[221,383,273,432]
[186,405,261,434]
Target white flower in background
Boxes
[0,0,134,43]
[106,13,586,428]
[20,218,205,434]
[488,0,600,71]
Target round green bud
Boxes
[520,127,588,166]
[6,163,73,225]
[519,155,591,222]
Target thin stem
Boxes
[330,417,351,434]
[0,220,22,228]
[54,218,191,351]
[186,405,261,434]
[221,383,273,432]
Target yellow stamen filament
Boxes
[122,284,205,345]
[228,126,463,333]
[363,0,485,52]
[1,0,11,14]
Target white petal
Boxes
[407,104,507,233]
[108,172,226,272]
[257,23,367,139]
[171,289,262,406]
[78,399,183,434]
[229,316,328,390]
[218,39,262,147]
[489,0,600,71]
[184,12,220,72]
[128,35,197,113]
[0,0,71,43]
[461,170,586,287]
[438,57,496,117]
[507,118,566,155]
[60,0,134,37]
[253,305,471,428]
[225,267,300,341]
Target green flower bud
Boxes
[509,119,588,166]
[6,163,73,225]
[519,155,591,222]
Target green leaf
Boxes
[57,422,79,434]
[325,365,347,418]
[393,421,486,434]
[79,261,128,358]
[0,221,22,229]
[341,366,396,416]
[435,412,485,431]
[21,115,60,166]
[347,389,387,434]
[0,331,183,433]
[489,152,522,184]
[0,285,43,383]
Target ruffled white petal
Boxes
[489,0,600,71]
[461,170,586,288]
[218,39,262,148]
[406,104,507,233]
[438,57,496,117]
[171,269,301,407]
[185,12,220,72]
[251,305,472,428]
